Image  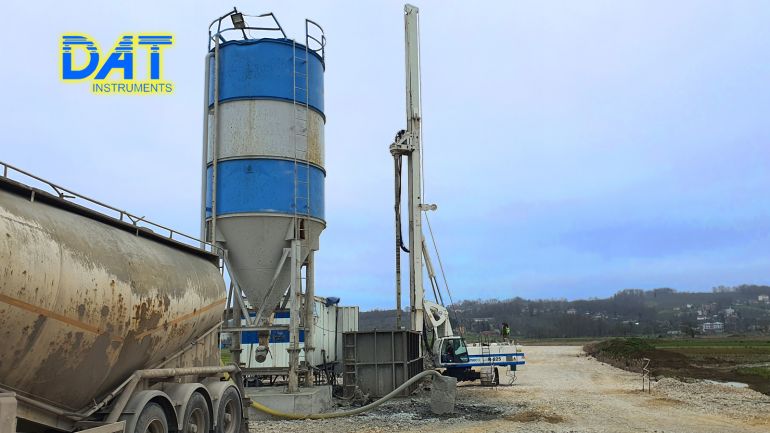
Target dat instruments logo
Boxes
[61,34,174,95]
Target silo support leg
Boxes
[304,250,315,387]
[287,239,302,393]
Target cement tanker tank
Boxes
[0,174,226,415]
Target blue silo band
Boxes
[206,158,325,220]
[208,39,325,115]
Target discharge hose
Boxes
[250,369,442,419]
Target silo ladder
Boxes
[292,40,312,237]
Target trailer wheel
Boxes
[215,386,241,433]
[183,392,211,433]
[134,402,168,433]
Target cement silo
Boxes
[202,10,326,391]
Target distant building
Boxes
[566,308,577,315]
[758,295,769,303]
[702,322,724,334]
[723,308,736,317]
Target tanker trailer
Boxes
[0,163,246,433]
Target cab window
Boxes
[440,338,469,364]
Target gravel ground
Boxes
[250,346,770,433]
[653,377,770,421]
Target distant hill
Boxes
[359,285,770,339]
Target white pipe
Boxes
[200,53,212,245]
[211,37,220,245]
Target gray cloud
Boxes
[2,1,769,310]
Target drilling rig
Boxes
[390,4,525,386]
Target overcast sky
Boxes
[2,1,769,310]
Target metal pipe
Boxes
[422,237,443,305]
[404,4,424,335]
[287,239,302,393]
[0,386,75,420]
[303,250,315,386]
[232,282,243,371]
[133,366,239,379]
[211,36,220,245]
[225,280,233,325]
[394,155,403,329]
[253,247,290,325]
[104,377,140,423]
[221,255,251,323]
[200,52,212,245]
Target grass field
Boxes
[585,336,770,395]
[649,337,770,366]
[737,366,770,380]
[221,349,232,365]
[519,337,599,346]
[650,336,770,348]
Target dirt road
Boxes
[252,346,770,433]
[447,345,770,432]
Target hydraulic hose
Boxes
[394,154,409,253]
[250,369,442,419]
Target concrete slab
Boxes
[430,376,457,415]
[246,385,332,420]
[0,393,18,433]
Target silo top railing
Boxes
[305,19,326,63]
[207,8,326,65]
[208,7,286,51]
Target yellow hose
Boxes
[250,370,442,419]
[219,356,231,381]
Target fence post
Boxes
[642,358,651,393]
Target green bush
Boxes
[591,338,654,358]
[737,367,770,380]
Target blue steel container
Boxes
[205,36,326,313]
[205,159,324,220]
[208,39,325,115]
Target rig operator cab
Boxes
[425,300,525,384]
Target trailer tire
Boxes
[134,402,168,433]
[215,386,241,433]
[182,392,211,433]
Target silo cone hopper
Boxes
[216,215,324,322]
